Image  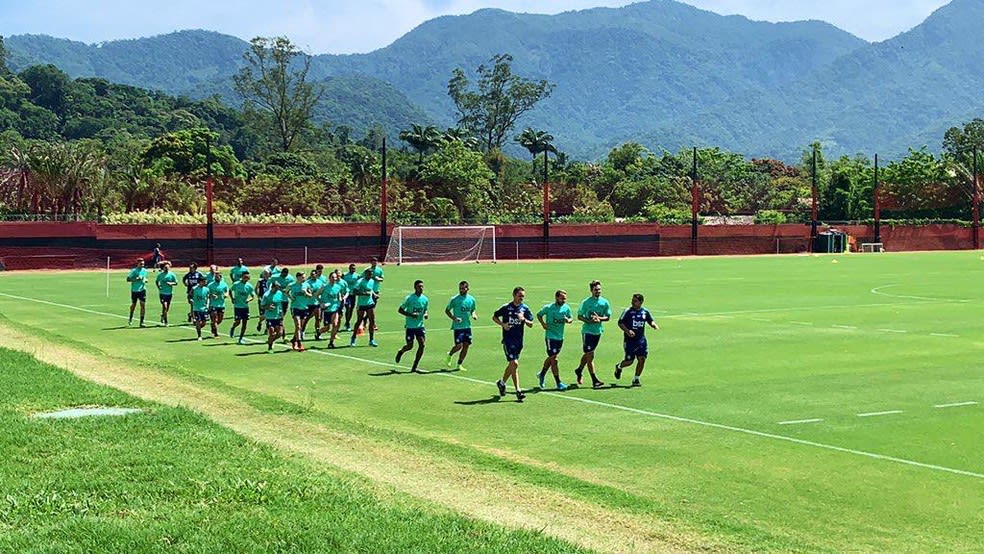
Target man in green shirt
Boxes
[191,275,210,340]
[317,271,345,349]
[349,268,378,347]
[310,265,328,339]
[574,280,611,388]
[154,261,179,326]
[228,272,255,345]
[288,271,313,351]
[126,258,148,327]
[367,257,384,331]
[260,282,287,352]
[537,289,573,391]
[272,267,295,322]
[230,257,249,282]
[396,280,429,373]
[341,263,360,331]
[444,280,477,372]
[207,271,229,338]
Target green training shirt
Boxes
[538,302,573,341]
[354,277,376,308]
[262,290,286,320]
[207,280,229,309]
[230,264,249,282]
[155,271,177,295]
[446,294,476,330]
[230,281,255,309]
[577,296,612,335]
[192,285,210,312]
[127,267,147,292]
[401,293,429,329]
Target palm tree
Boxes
[399,124,442,164]
[442,127,480,150]
[515,127,556,163]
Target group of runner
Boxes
[125,258,659,402]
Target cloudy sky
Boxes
[0,0,952,54]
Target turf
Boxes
[1,251,982,551]
[0,347,588,553]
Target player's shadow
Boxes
[589,383,636,391]
[166,337,207,343]
[368,367,461,377]
[103,325,145,330]
[236,349,291,357]
[202,342,238,347]
[454,396,504,406]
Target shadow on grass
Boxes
[166,337,209,343]
[235,349,291,357]
[454,396,503,406]
[368,367,462,377]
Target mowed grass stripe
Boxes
[0,347,593,554]
[2,251,983,552]
[2,290,981,481]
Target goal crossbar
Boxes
[385,225,497,265]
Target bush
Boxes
[754,210,788,224]
[642,203,694,224]
[102,210,349,225]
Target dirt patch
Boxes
[0,324,720,553]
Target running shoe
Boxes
[516,391,526,402]
[496,380,506,397]
[445,354,454,368]
[574,368,583,385]
[614,362,622,380]
[369,340,379,347]
[537,370,547,390]
[557,382,568,391]
[631,379,641,387]
[592,380,606,389]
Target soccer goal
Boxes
[384,226,497,264]
[860,242,885,253]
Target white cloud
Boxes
[0,0,952,53]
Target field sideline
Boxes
[1,251,982,552]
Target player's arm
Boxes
[647,312,659,330]
[618,310,634,338]
[398,302,412,317]
[524,307,534,328]
[492,308,510,330]
[445,304,458,322]
[576,305,591,324]
[536,308,548,329]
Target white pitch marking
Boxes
[788,321,813,326]
[2,292,983,481]
[877,329,908,334]
[934,401,978,409]
[857,410,904,418]
[870,284,971,303]
[748,317,772,322]
[832,324,857,330]
[777,418,823,425]
[930,333,960,338]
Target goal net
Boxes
[384,226,497,264]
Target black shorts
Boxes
[280,301,289,314]
[545,338,564,357]
[357,303,375,312]
[234,307,250,321]
[582,333,601,353]
[404,328,425,343]
[210,307,225,315]
[159,294,172,305]
[502,341,523,362]
[131,290,146,303]
[624,339,648,360]
[323,307,341,319]
[292,307,310,319]
[193,310,208,323]
[453,328,472,345]
[266,318,283,328]
[344,295,355,308]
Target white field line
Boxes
[934,401,978,409]
[930,333,960,338]
[877,329,908,334]
[788,321,813,326]
[777,418,823,425]
[1,291,983,481]
[857,410,904,418]
[832,325,858,330]
[870,285,972,303]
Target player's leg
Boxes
[632,356,646,386]
[194,311,205,339]
[343,298,354,331]
[138,294,146,327]
[411,332,425,372]
[538,339,553,389]
[266,319,279,351]
[366,308,377,346]
[327,309,340,348]
[396,330,413,365]
[350,309,366,346]
[128,294,137,325]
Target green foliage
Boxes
[753,210,788,224]
[448,54,554,153]
[234,37,323,153]
[420,140,494,219]
[142,127,244,179]
[643,203,694,224]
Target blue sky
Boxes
[0,0,952,54]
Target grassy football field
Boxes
[0,251,982,552]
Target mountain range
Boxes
[5,0,983,161]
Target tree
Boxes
[233,37,323,152]
[420,140,494,219]
[0,35,8,75]
[19,65,71,120]
[399,124,442,164]
[515,127,556,162]
[448,54,554,153]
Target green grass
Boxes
[1,251,983,551]
[0,347,588,553]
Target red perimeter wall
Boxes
[0,222,975,269]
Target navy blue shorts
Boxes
[131,290,146,303]
[234,307,250,321]
[623,339,648,360]
[280,301,290,314]
[193,310,208,323]
[159,294,172,304]
[357,303,375,312]
[582,333,601,353]
[266,318,283,328]
[502,341,523,362]
[344,295,355,308]
[545,338,564,357]
[453,328,473,345]
[210,306,225,315]
[292,307,310,319]
[405,328,425,343]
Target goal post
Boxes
[384,226,497,264]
